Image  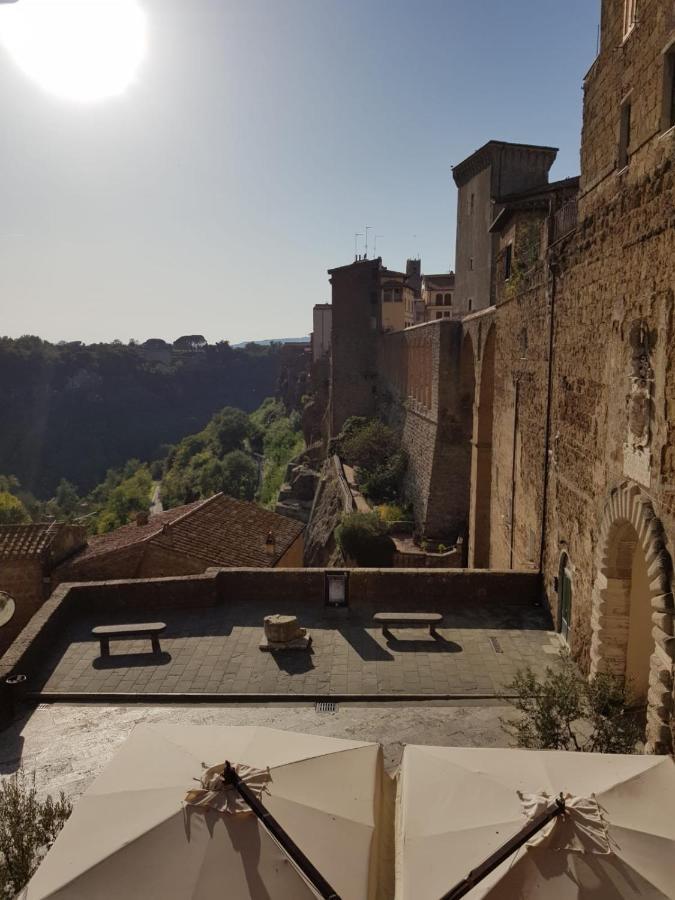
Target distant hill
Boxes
[0,336,283,497]
[233,337,309,348]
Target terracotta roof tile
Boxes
[0,523,61,559]
[66,494,304,570]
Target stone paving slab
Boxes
[30,602,563,698]
[0,701,519,800]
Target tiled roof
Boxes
[65,494,304,570]
[67,498,211,564]
[151,495,304,568]
[0,523,60,559]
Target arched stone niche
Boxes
[590,481,674,753]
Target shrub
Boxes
[0,770,72,896]
[375,504,405,524]
[503,652,641,753]
[335,512,395,566]
[340,420,397,473]
[361,450,407,504]
[0,492,30,525]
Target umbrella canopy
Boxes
[396,745,675,899]
[22,725,385,900]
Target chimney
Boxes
[265,530,276,554]
[136,510,150,526]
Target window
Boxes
[393,287,402,301]
[618,98,632,170]
[623,0,637,40]
[435,292,443,305]
[504,243,513,281]
[469,257,474,271]
[468,298,473,311]
[382,289,392,303]
[436,311,443,320]
[444,293,452,305]
[662,46,675,132]
[470,193,475,213]
[443,311,451,318]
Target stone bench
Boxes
[373,612,443,638]
[92,622,166,657]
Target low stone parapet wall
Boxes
[0,567,541,687]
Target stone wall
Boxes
[0,559,45,656]
[377,319,469,541]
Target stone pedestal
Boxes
[259,615,311,651]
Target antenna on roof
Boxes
[354,232,363,260]
[364,225,372,259]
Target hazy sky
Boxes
[0,0,600,345]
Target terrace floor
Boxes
[31,599,562,698]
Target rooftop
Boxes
[57,494,304,575]
[0,523,84,560]
[452,140,558,187]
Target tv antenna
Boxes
[364,225,372,258]
[353,233,363,259]
[374,234,384,256]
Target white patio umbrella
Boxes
[396,745,675,899]
[22,725,386,900]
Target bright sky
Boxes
[0,0,600,345]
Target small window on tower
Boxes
[470,193,475,214]
[468,298,473,312]
[504,244,513,281]
[618,98,632,170]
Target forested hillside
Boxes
[0,336,282,497]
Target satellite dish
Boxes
[0,593,16,628]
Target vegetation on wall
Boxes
[335,511,395,567]
[0,336,282,498]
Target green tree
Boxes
[0,492,30,524]
[208,407,250,457]
[503,653,641,753]
[54,479,79,516]
[221,450,258,500]
[336,511,395,567]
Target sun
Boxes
[0,0,147,103]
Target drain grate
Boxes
[489,637,504,654]
[316,701,339,714]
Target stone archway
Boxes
[590,481,674,753]
[469,326,495,568]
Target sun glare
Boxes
[0,0,146,103]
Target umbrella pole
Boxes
[223,761,341,900]
[439,794,566,900]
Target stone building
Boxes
[321,0,675,752]
[0,523,86,653]
[311,303,332,362]
[459,0,675,752]
[52,494,304,586]
[422,272,455,321]
[451,141,558,315]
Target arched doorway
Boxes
[558,552,573,644]
[470,327,495,567]
[590,481,674,753]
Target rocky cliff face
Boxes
[302,458,348,567]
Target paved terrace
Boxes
[0,568,562,700]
